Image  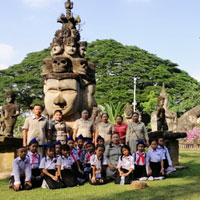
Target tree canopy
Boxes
[0,39,199,117]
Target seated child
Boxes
[67,136,85,184]
[27,138,42,188]
[115,145,134,184]
[146,140,165,180]
[83,140,95,179]
[55,141,62,158]
[39,144,64,189]
[90,144,108,185]
[96,135,105,146]
[75,134,86,163]
[57,144,77,187]
[157,137,176,174]
[10,147,32,191]
[132,141,148,180]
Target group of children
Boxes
[10,134,176,191]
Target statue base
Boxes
[0,136,22,180]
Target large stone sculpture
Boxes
[42,0,96,127]
[1,91,20,137]
[151,84,178,132]
[177,105,200,132]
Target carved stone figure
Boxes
[151,84,177,132]
[157,96,168,131]
[42,0,96,128]
[1,91,20,137]
[177,105,200,132]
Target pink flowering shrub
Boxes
[186,128,200,142]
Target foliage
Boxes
[98,102,126,124]
[140,91,158,115]
[0,39,200,118]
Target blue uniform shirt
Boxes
[146,149,165,163]
[157,145,172,166]
[39,156,57,170]
[11,156,32,185]
[27,151,41,169]
[74,146,86,162]
[57,155,74,170]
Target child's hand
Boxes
[148,168,152,176]
[124,173,129,177]
[91,176,96,183]
[99,178,104,183]
[169,165,173,167]
[25,181,32,187]
[51,175,58,182]
[119,171,123,177]
[13,184,22,191]
[161,168,165,175]
[79,168,84,174]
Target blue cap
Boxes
[86,139,93,144]
[43,142,51,147]
[67,136,74,141]
[97,135,103,140]
[55,140,61,145]
[28,138,38,146]
[137,141,145,145]
[77,134,84,140]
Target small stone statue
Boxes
[1,91,20,137]
[157,96,168,131]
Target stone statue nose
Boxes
[54,94,67,108]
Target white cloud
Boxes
[0,64,8,70]
[22,0,63,8]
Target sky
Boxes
[0,0,200,81]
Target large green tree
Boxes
[0,39,199,117]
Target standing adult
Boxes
[104,132,122,180]
[73,110,95,142]
[23,104,50,156]
[95,113,114,146]
[126,112,149,154]
[114,116,128,144]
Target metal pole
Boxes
[133,77,137,112]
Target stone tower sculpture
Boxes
[1,91,20,137]
[42,0,96,128]
[151,83,177,132]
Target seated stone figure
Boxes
[1,91,20,137]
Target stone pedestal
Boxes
[0,136,22,179]
[165,139,179,166]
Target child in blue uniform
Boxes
[55,141,62,158]
[10,147,32,191]
[75,134,86,163]
[83,140,95,180]
[96,135,105,146]
[67,136,85,184]
[90,144,108,185]
[27,138,42,188]
[57,144,77,187]
[147,140,165,180]
[157,137,176,175]
[115,145,134,184]
[132,141,148,180]
[39,144,64,189]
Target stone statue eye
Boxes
[53,60,57,64]
[61,60,66,64]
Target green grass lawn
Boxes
[1,151,200,200]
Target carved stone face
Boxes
[72,58,88,75]
[79,41,87,58]
[71,29,80,40]
[52,56,72,73]
[44,79,80,117]
[64,45,77,56]
[50,43,63,56]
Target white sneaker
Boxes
[148,176,154,181]
[139,177,148,181]
[41,179,49,189]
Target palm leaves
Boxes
[98,102,126,124]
